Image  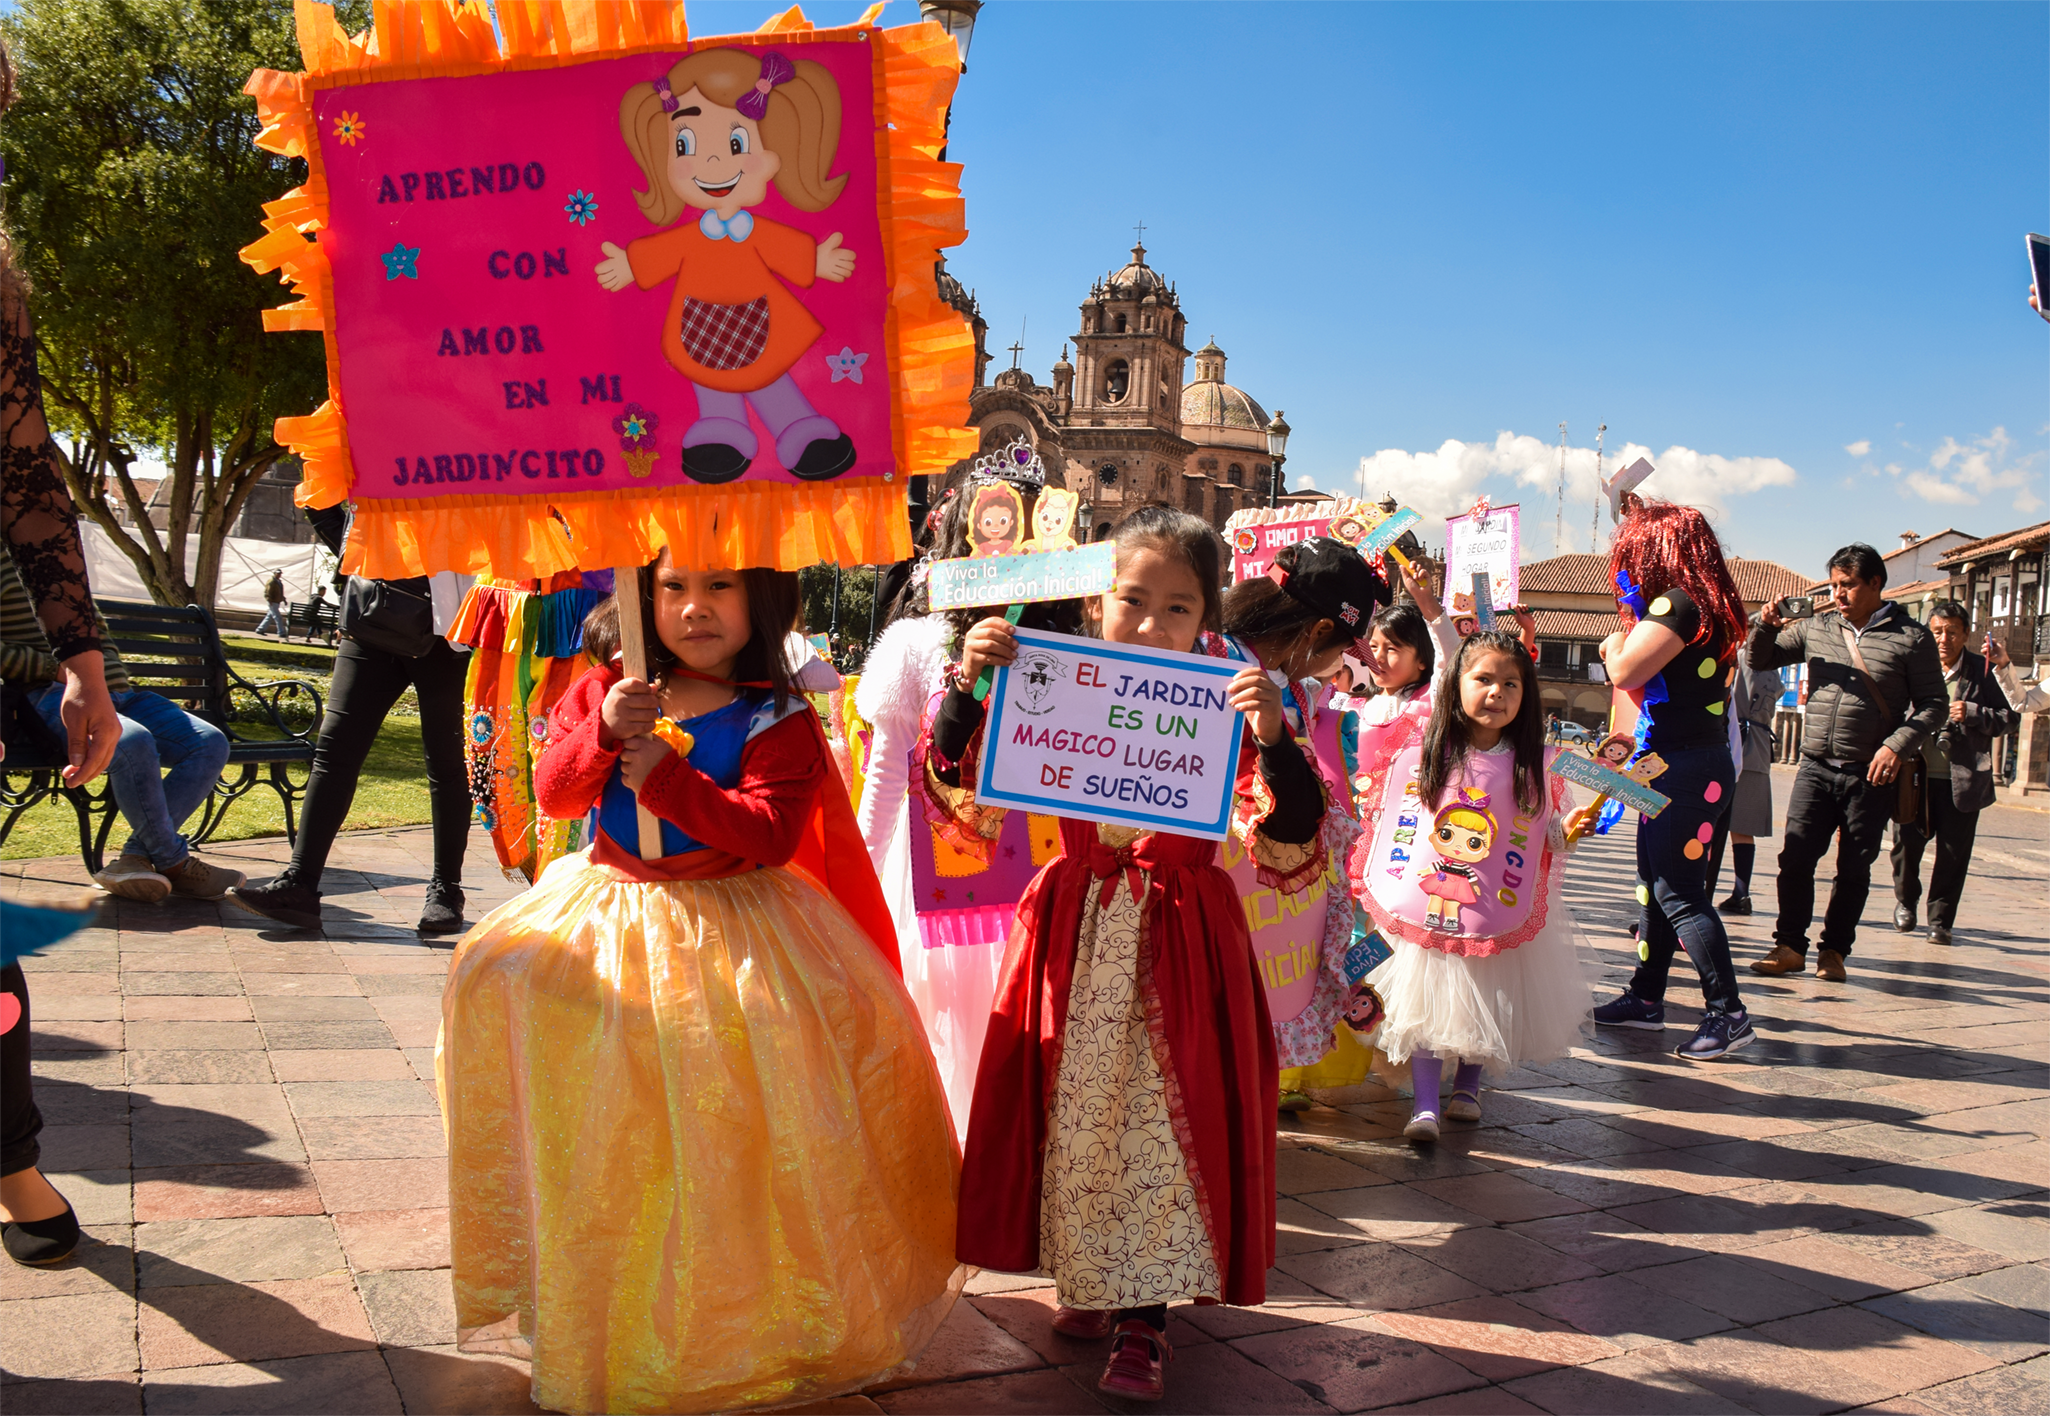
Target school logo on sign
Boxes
[1011,649,1069,715]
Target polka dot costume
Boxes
[1637,586,1734,751]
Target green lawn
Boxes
[2,633,446,862]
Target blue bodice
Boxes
[597,691,758,856]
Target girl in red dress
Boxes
[923,506,1325,1403]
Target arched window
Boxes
[1095,522,1113,542]
[1105,360,1129,402]
[1227,463,1243,486]
[1114,313,1128,334]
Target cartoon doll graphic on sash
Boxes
[1417,788,1495,934]
[598,49,859,484]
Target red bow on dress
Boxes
[1086,837,1159,910]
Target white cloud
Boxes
[1844,439,1871,457]
[1902,427,2043,514]
[1350,431,1797,553]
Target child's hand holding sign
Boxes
[958,615,1019,687]
[1227,665,1286,746]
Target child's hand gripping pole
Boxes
[1564,796,1609,845]
[612,563,664,860]
[971,603,1026,702]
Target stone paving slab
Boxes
[2,784,2046,1414]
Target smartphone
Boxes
[1779,595,1816,620]
[2032,233,2050,306]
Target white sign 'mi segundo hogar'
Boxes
[977,628,1247,839]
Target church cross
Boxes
[1008,340,1024,369]
[1133,220,1146,246]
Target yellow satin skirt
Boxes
[440,852,964,1415]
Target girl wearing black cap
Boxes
[1220,538,1393,1106]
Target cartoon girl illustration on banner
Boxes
[599,49,858,485]
[966,482,1024,557]
[1419,787,1495,933]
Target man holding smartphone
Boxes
[1744,544,1945,982]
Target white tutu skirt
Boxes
[1368,908,1595,1075]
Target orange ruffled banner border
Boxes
[240,0,975,579]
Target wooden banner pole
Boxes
[611,563,663,861]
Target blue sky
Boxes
[696,0,2049,576]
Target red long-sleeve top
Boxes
[536,665,825,882]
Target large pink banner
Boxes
[313,41,893,502]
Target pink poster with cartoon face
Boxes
[312,39,892,500]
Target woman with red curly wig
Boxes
[1589,502,1755,1061]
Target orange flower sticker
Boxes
[332,111,366,146]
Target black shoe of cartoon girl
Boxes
[681,443,753,484]
[789,433,857,481]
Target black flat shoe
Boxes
[681,443,752,484]
[1718,892,1752,916]
[789,433,857,481]
[418,880,466,936]
[229,878,323,932]
[4,1204,80,1267]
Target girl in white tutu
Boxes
[1346,629,1599,1143]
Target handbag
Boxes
[1838,623,1920,825]
[340,575,436,659]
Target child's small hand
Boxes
[816,232,855,283]
[1563,803,1601,842]
[1229,665,1287,746]
[618,733,671,792]
[958,616,1018,686]
[1513,605,1538,655]
[596,242,634,292]
[601,676,660,745]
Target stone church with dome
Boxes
[935,241,1284,539]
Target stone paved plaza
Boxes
[2,766,2046,1415]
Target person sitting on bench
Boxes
[0,555,243,902]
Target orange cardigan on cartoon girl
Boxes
[625,219,823,394]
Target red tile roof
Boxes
[1519,554,1812,603]
[1530,608,1621,641]
[1934,521,2050,569]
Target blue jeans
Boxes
[1628,743,1744,1016]
[256,604,288,636]
[32,684,230,870]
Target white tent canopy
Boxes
[81,523,336,618]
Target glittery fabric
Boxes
[441,852,964,1414]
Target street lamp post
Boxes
[1265,410,1290,509]
[917,0,982,69]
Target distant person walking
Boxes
[257,570,288,637]
[1706,654,1783,916]
[1890,602,2010,946]
[1747,544,1944,983]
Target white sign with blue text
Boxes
[977,628,1247,839]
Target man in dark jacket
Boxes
[1746,544,1946,982]
[1890,601,2010,946]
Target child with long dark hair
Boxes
[1591,501,1757,1059]
[1347,630,1598,1142]
[440,551,961,1414]
[926,505,1323,1402]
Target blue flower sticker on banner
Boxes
[380,243,420,280]
[563,190,598,226]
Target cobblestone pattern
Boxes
[2,767,2045,1414]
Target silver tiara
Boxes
[969,434,1047,491]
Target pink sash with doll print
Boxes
[1345,713,1570,959]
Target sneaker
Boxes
[229,877,323,931]
[1677,1011,1755,1061]
[163,856,245,901]
[1052,1306,1118,1340]
[92,854,169,904]
[1593,990,1666,1030]
[418,879,466,936]
[1098,1320,1170,1401]
[1403,1111,1441,1145]
[1718,891,1752,916]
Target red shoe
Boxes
[1098,1320,1170,1401]
[1051,1305,1118,1339]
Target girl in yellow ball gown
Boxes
[439,555,961,1415]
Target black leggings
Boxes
[2,964,42,1178]
[289,637,472,888]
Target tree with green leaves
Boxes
[0,0,365,609]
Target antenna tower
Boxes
[1590,423,1607,552]
[1554,422,1568,555]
